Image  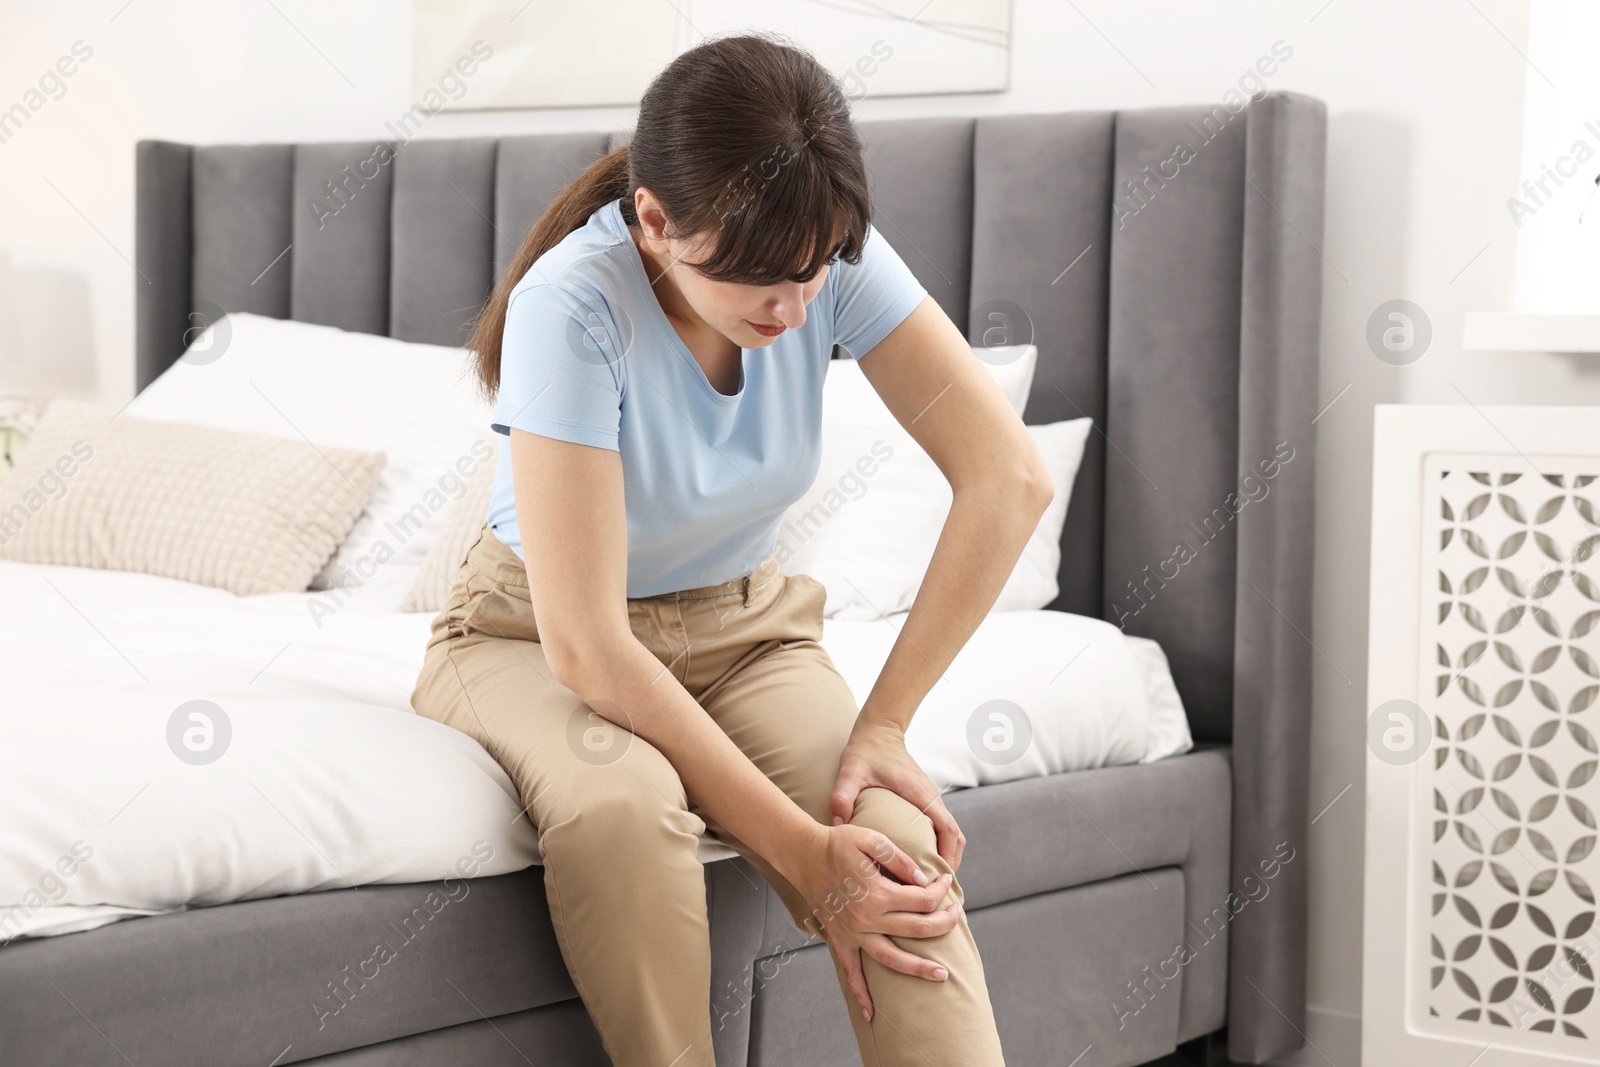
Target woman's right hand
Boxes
[782,822,963,1021]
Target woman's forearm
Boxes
[857,478,1051,736]
[558,635,825,884]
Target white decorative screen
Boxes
[1419,455,1599,1051]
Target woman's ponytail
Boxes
[469,143,632,396]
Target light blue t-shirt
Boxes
[486,197,927,597]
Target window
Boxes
[1509,0,1600,313]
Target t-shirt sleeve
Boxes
[830,222,929,359]
[491,281,625,451]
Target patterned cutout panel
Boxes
[1421,456,1600,1052]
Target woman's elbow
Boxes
[537,624,603,693]
[541,637,587,692]
[1017,440,1055,516]
[958,444,1052,516]
[1029,470,1054,516]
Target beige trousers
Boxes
[410,527,1005,1067]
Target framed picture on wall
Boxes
[411,0,1013,110]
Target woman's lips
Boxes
[748,320,786,337]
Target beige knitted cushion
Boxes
[0,399,385,596]
[402,448,498,613]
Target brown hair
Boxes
[468,33,872,396]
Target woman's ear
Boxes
[633,187,670,244]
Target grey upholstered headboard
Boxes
[135,92,1326,1062]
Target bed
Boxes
[0,93,1326,1066]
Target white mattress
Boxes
[0,559,1182,941]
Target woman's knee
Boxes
[849,785,942,870]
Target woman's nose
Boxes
[769,283,808,328]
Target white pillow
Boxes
[126,314,493,611]
[819,609,1150,791]
[778,348,1089,618]
[1126,636,1196,762]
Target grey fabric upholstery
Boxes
[304,1000,609,1066]
[953,746,1234,1045]
[132,140,191,391]
[389,137,497,346]
[748,872,1187,1067]
[291,141,396,335]
[857,117,975,336]
[1226,91,1325,1064]
[492,132,609,278]
[93,95,1328,1065]
[288,866,1214,1067]
[1104,102,1248,743]
[283,872,1193,1067]
[193,144,293,320]
[705,854,777,1067]
[969,110,1115,618]
[0,865,573,1066]
[975,870,1189,1067]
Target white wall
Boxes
[6,0,1597,1029]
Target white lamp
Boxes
[0,250,23,386]
[0,251,39,481]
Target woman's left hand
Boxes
[829,716,965,874]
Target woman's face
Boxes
[633,188,842,348]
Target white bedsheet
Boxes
[1,560,1167,941]
[0,559,550,941]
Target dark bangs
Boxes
[676,147,870,286]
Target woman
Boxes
[411,32,1051,1067]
